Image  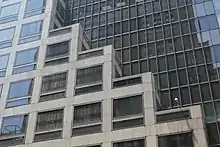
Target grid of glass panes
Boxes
[65,0,220,145]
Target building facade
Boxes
[0,1,209,147]
[64,0,220,146]
[0,0,215,146]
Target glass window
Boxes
[1,115,28,135]
[114,139,144,147]
[210,29,220,45]
[19,21,42,44]
[13,48,38,74]
[0,3,20,23]
[159,73,168,89]
[158,133,193,147]
[169,71,178,87]
[74,102,101,124]
[113,95,143,118]
[36,109,63,131]
[41,72,67,93]
[0,54,9,77]
[25,0,45,17]
[194,3,206,17]
[0,27,15,49]
[7,79,34,108]
[76,65,102,86]
[204,1,215,15]
[45,41,69,66]
[211,45,220,64]
[206,123,220,145]
[34,109,63,142]
[72,102,102,135]
[178,69,187,86]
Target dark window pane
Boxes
[158,133,193,147]
[114,139,144,147]
[113,95,143,118]
[74,103,101,124]
[191,85,201,103]
[46,41,69,59]
[206,123,220,145]
[36,109,63,131]
[76,65,102,85]
[178,69,187,86]
[169,71,178,87]
[41,72,67,93]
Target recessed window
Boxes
[113,95,144,130]
[13,48,38,74]
[0,27,15,49]
[0,54,9,77]
[0,3,20,23]
[72,102,102,136]
[113,139,145,147]
[75,65,103,95]
[19,21,42,44]
[45,41,69,66]
[156,110,191,123]
[0,115,28,146]
[76,65,102,86]
[25,0,45,17]
[7,79,34,108]
[34,109,63,142]
[40,72,67,102]
[158,133,193,147]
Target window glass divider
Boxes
[75,81,102,88]
[45,54,69,62]
[40,88,66,96]
[73,121,102,129]
[35,128,62,134]
[112,113,144,122]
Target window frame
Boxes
[13,47,38,74]
[0,27,15,49]
[24,0,46,18]
[0,54,9,77]
[72,102,102,135]
[113,138,145,147]
[34,109,64,141]
[19,20,43,44]
[75,65,103,95]
[6,79,34,108]
[112,94,144,130]
[0,114,28,146]
[75,64,103,87]
[0,2,20,23]
[44,41,70,66]
[158,132,193,147]
[39,72,68,102]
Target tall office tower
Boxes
[64,0,220,146]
